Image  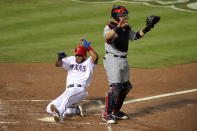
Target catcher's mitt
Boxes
[146,15,160,28]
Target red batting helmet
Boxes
[111,5,129,21]
[74,46,87,59]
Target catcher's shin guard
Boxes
[113,81,132,112]
[105,83,122,114]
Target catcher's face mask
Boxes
[111,5,129,21]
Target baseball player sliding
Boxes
[102,5,160,124]
[46,38,98,122]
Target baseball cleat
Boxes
[50,104,60,122]
[102,112,116,124]
[112,111,129,120]
[76,105,86,117]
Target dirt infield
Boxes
[0,63,197,131]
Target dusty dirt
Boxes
[0,63,197,131]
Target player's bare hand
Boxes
[118,16,128,28]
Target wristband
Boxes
[135,31,142,39]
[142,27,151,34]
[113,26,120,32]
[87,46,93,52]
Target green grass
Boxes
[0,0,197,68]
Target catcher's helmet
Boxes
[74,46,87,59]
[111,5,129,21]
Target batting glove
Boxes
[57,51,67,60]
[83,39,91,49]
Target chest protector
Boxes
[107,22,130,52]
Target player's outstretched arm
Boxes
[89,49,98,64]
[81,38,98,64]
[134,15,160,40]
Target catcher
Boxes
[46,38,98,122]
[102,5,160,124]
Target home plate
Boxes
[37,116,55,122]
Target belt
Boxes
[67,84,82,88]
[106,51,127,58]
[113,55,126,58]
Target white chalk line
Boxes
[98,88,197,109]
[80,122,107,125]
[1,88,196,103]
[0,88,196,126]
[0,99,90,103]
[107,123,113,131]
[0,121,19,124]
[87,88,197,131]
[123,88,197,105]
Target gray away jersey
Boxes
[103,25,137,56]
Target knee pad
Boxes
[122,81,132,96]
[109,83,122,96]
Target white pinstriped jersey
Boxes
[62,56,95,88]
